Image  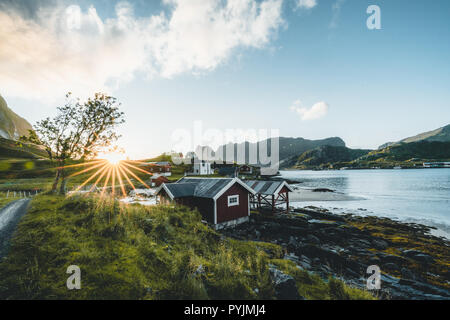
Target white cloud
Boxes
[290,100,329,120]
[330,0,345,29]
[0,0,284,101]
[295,0,317,10]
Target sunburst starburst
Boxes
[66,156,155,199]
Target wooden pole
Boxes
[272,194,275,214]
[286,192,289,213]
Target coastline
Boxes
[221,206,450,300]
[288,189,450,240]
[288,188,365,202]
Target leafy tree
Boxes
[20,93,125,194]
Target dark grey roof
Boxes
[158,178,255,199]
[244,180,287,195]
[218,167,238,176]
[163,183,197,198]
[177,178,233,198]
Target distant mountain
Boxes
[211,137,346,166]
[378,124,450,149]
[378,142,395,150]
[295,146,371,169]
[400,124,450,144]
[0,95,47,159]
[362,141,450,163]
[0,95,33,140]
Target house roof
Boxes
[162,183,197,198]
[218,167,238,176]
[155,161,171,166]
[157,177,255,200]
[244,180,294,195]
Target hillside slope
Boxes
[362,141,450,162]
[213,137,346,165]
[295,146,371,169]
[0,137,48,159]
[0,95,33,140]
[400,124,450,144]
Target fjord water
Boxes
[280,169,450,233]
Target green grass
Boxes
[0,195,375,300]
[0,195,22,208]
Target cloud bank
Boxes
[290,100,329,120]
[295,0,317,10]
[0,0,284,100]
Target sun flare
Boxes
[65,155,155,199]
[102,153,126,166]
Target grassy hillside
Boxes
[361,141,450,162]
[0,95,33,140]
[291,141,450,169]
[400,124,450,144]
[0,136,48,159]
[0,195,374,300]
[295,146,371,169]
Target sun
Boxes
[102,152,126,165]
[65,154,155,199]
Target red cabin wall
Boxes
[216,183,249,223]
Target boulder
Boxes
[269,267,304,300]
[400,267,416,280]
[372,239,389,250]
[402,250,435,264]
[306,234,320,245]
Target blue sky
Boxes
[1,0,450,159]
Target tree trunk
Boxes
[59,168,67,195]
[52,168,61,193]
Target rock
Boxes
[306,234,320,245]
[194,264,205,276]
[379,253,407,265]
[402,250,435,264]
[284,253,300,264]
[401,267,415,280]
[372,239,388,250]
[312,188,334,193]
[384,263,399,271]
[269,267,304,300]
[413,254,435,264]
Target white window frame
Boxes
[227,195,239,207]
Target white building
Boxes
[192,161,213,175]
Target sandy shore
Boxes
[289,188,365,202]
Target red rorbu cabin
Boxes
[156,177,256,229]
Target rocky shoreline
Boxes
[219,207,450,300]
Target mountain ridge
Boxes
[0,94,33,140]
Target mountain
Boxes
[400,124,450,144]
[378,124,450,149]
[211,137,346,167]
[0,94,33,140]
[362,141,450,163]
[0,95,47,159]
[295,146,371,169]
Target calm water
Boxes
[280,169,450,233]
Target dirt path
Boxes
[0,199,31,259]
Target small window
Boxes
[227,195,239,207]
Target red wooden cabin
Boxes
[156,177,256,229]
